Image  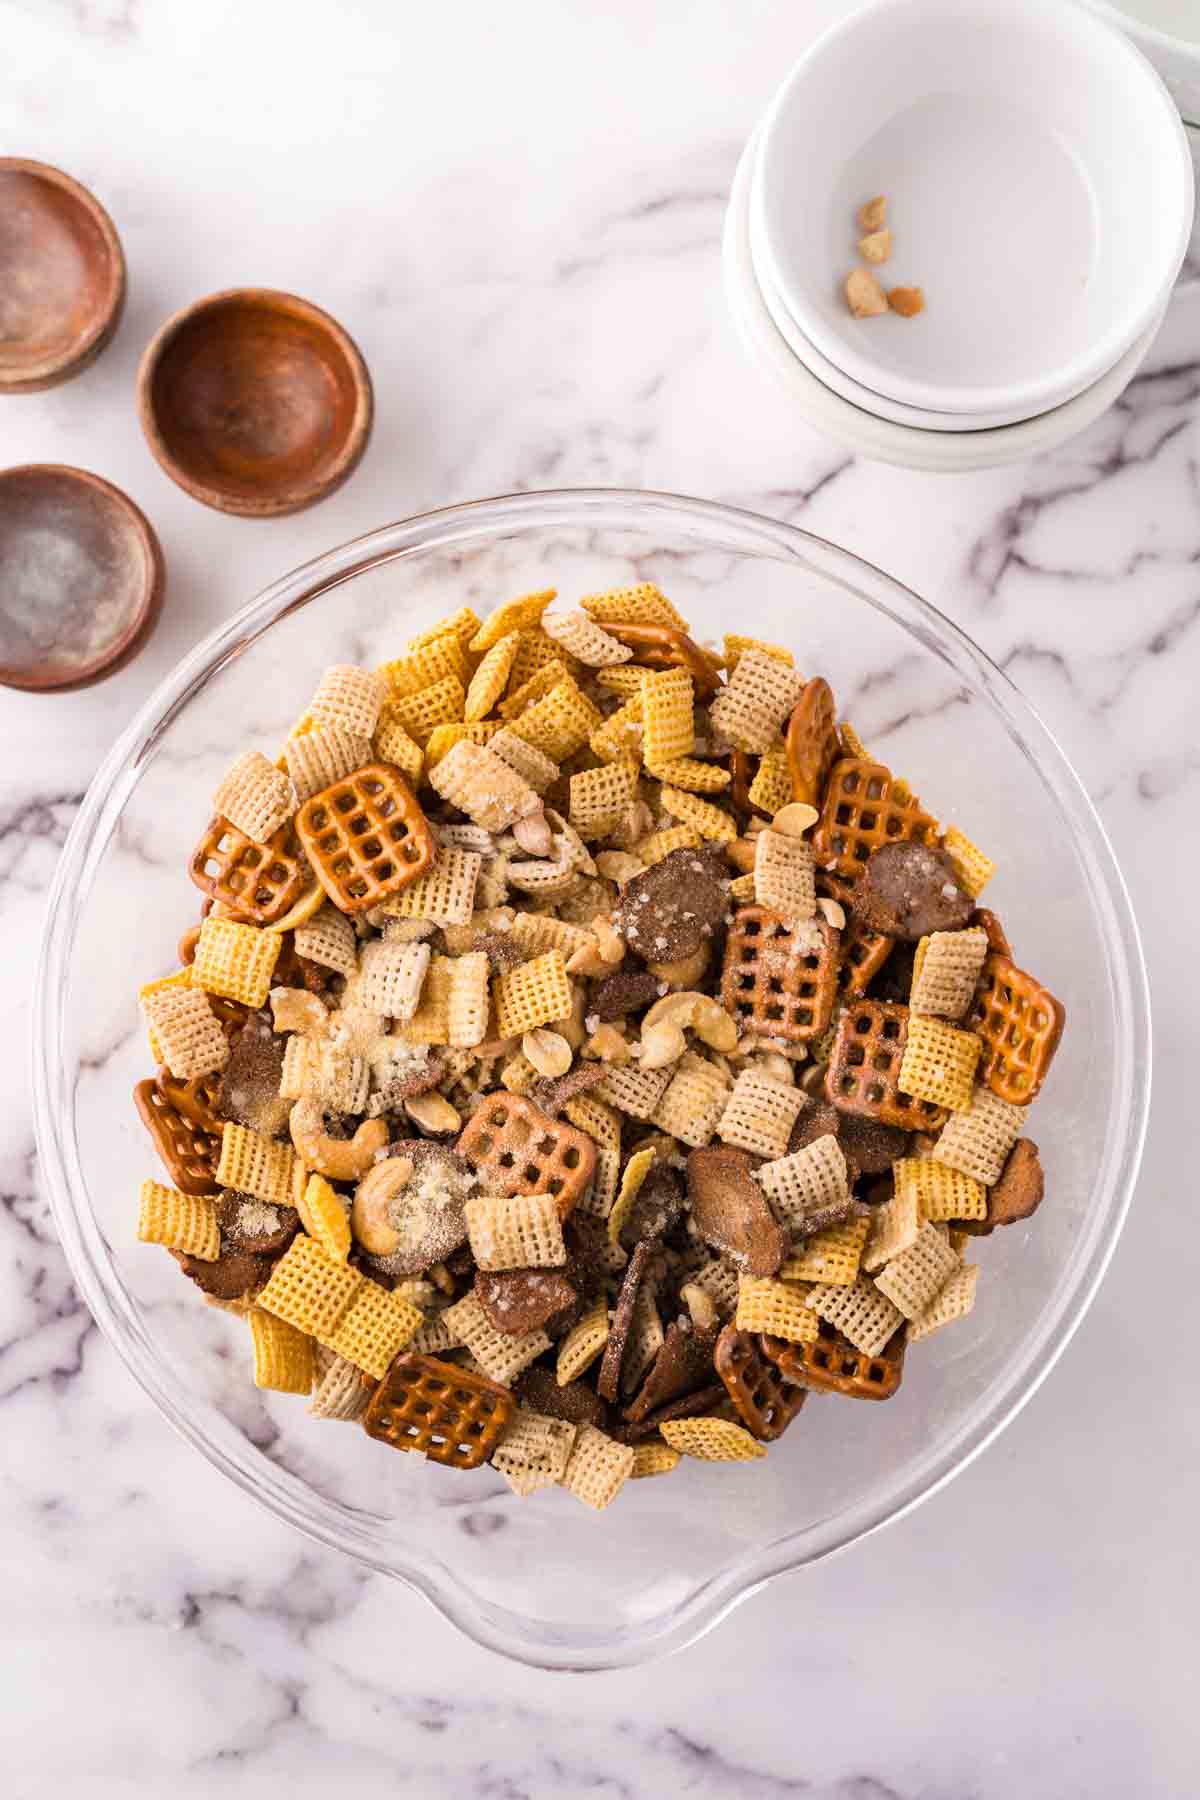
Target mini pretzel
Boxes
[456,1091,596,1216]
[190,815,312,926]
[968,953,1065,1104]
[785,678,839,807]
[812,758,938,897]
[605,623,722,700]
[720,907,840,1045]
[135,1075,222,1196]
[762,1320,905,1401]
[825,1001,947,1132]
[714,1324,808,1441]
[295,762,436,914]
[364,1352,514,1469]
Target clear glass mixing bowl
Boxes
[33,488,1150,1671]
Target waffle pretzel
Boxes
[190,815,312,926]
[785,677,839,807]
[762,1320,905,1401]
[968,953,1065,1104]
[837,911,895,999]
[811,758,938,896]
[714,1323,808,1441]
[605,623,722,701]
[720,907,840,1045]
[295,762,436,914]
[364,1352,514,1469]
[825,1001,948,1132]
[135,1075,222,1196]
[456,1090,596,1216]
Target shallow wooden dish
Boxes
[137,289,374,517]
[0,159,127,393]
[0,465,165,691]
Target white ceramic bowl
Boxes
[753,0,1192,418]
[746,140,1122,433]
[1082,0,1200,124]
[725,130,1165,471]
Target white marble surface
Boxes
[2,1,1198,1793]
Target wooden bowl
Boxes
[0,159,126,393]
[137,289,374,517]
[0,465,165,691]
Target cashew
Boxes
[429,1260,455,1295]
[513,809,553,858]
[647,943,710,989]
[817,895,846,930]
[611,799,655,850]
[592,915,625,964]
[583,1021,631,1064]
[290,1099,388,1181]
[726,837,757,874]
[404,1092,461,1135]
[565,941,611,979]
[271,987,328,1036]
[680,1282,718,1332]
[744,1050,795,1085]
[772,802,819,838]
[595,850,644,887]
[638,991,738,1069]
[523,1028,573,1079]
[351,1155,415,1255]
[556,983,588,1052]
[383,917,436,943]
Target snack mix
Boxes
[134,584,1064,1510]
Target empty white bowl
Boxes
[724,129,1166,471]
[753,0,1193,418]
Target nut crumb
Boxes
[857,195,887,233]
[845,267,887,319]
[888,285,925,318]
[858,228,892,265]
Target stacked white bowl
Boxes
[726,0,1194,471]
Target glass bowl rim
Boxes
[32,485,1152,1671]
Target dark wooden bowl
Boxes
[0,465,165,691]
[137,288,374,517]
[0,159,126,393]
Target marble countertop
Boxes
[2,1,1197,1794]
